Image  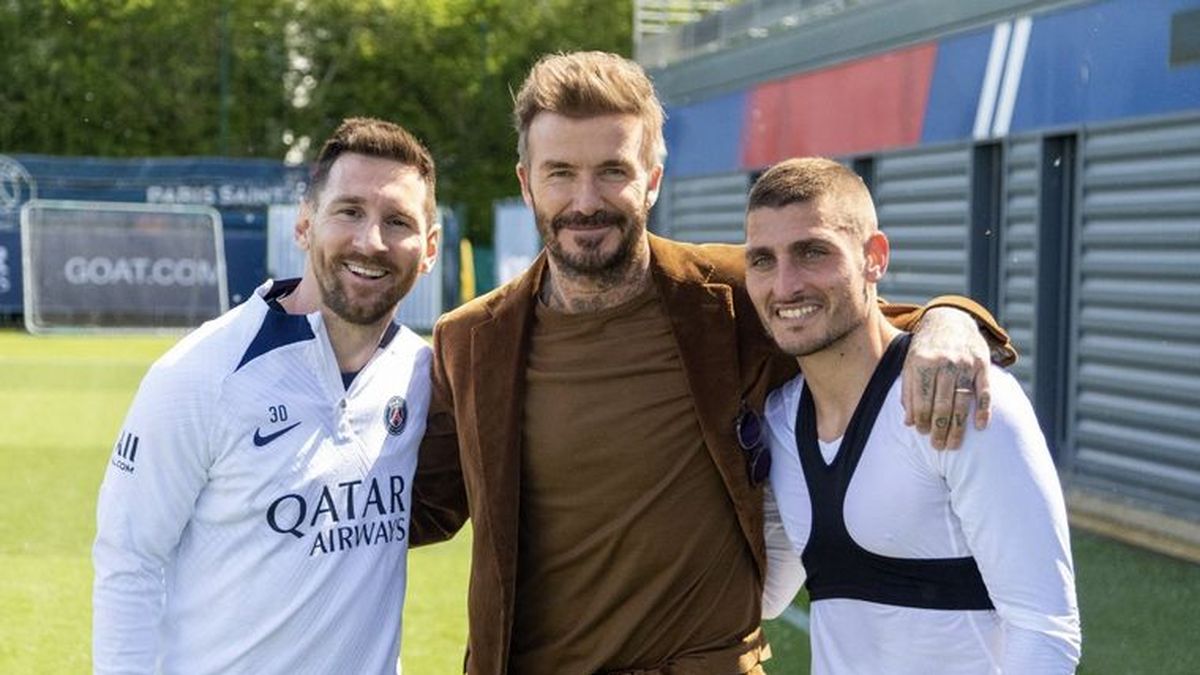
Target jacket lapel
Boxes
[468,255,543,613]
[649,236,764,571]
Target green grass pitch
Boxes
[1,331,1197,673]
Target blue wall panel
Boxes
[1012,0,1200,132]
[922,27,993,143]
[0,229,22,314]
[13,154,306,230]
[664,91,746,178]
[222,230,267,306]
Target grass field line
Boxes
[779,605,810,634]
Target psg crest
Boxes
[384,396,408,436]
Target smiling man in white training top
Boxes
[92,118,440,675]
[745,157,1080,673]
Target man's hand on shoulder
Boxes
[902,307,992,450]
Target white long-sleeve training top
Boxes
[93,279,431,675]
[763,366,1081,674]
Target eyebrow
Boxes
[790,238,827,251]
[539,158,633,171]
[326,195,420,221]
[326,195,366,206]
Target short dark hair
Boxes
[307,117,438,226]
[747,157,876,235]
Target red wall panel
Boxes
[742,43,938,168]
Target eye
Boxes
[747,254,774,270]
[599,166,628,179]
[336,205,361,217]
[802,246,828,260]
[387,217,415,230]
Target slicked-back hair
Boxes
[306,117,438,227]
[747,157,877,235]
[513,51,666,170]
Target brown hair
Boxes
[513,51,665,169]
[747,157,876,233]
[307,117,438,226]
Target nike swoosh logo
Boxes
[253,422,302,447]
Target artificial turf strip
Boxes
[0,332,470,673]
[1072,529,1200,674]
[1,331,1198,673]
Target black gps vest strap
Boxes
[797,333,995,610]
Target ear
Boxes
[863,231,889,282]
[644,163,664,209]
[419,223,442,275]
[516,162,534,209]
[295,201,314,251]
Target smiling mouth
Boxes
[343,261,388,279]
[560,222,615,232]
[775,305,819,320]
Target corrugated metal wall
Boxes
[998,136,1041,396]
[662,172,750,243]
[657,116,1200,521]
[1067,114,1200,516]
[873,145,972,304]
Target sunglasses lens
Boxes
[737,411,761,449]
[753,448,772,484]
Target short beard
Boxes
[769,277,870,358]
[533,200,645,286]
[316,259,415,326]
[783,314,864,358]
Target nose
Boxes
[352,217,387,254]
[570,176,605,215]
[773,257,806,300]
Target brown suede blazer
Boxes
[410,234,1013,675]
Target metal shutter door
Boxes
[663,172,750,243]
[998,136,1041,397]
[873,145,972,305]
[1068,114,1200,516]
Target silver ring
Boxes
[954,388,974,395]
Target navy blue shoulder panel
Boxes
[236,293,315,371]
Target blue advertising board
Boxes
[0,155,306,316]
[0,229,21,311]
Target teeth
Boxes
[777,306,817,319]
[345,262,386,279]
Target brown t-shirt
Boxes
[509,285,759,673]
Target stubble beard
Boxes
[771,280,869,358]
[533,198,647,288]
[315,255,417,326]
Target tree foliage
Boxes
[0,0,632,239]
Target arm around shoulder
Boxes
[880,295,1016,367]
